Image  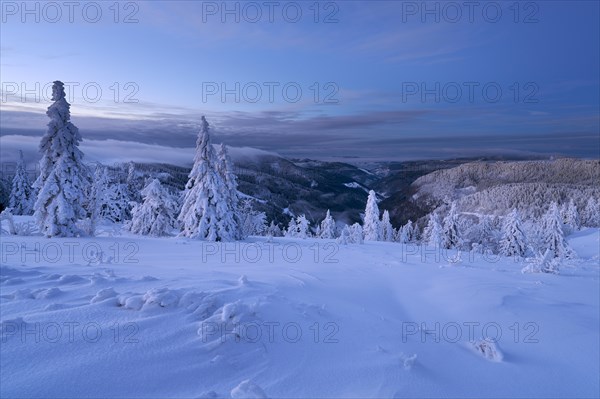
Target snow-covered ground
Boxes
[1,219,599,398]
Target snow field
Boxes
[1,223,599,398]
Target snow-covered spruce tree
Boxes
[285,217,298,238]
[296,215,311,239]
[583,197,600,227]
[363,190,380,241]
[9,150,34,215]
[522,248,560,274]
[216,143,243,238]
[423,212,443,247]
[442,202,462,249]
[90,165,131,224]
[499,209,528,257]
[88,165,106,233]
[469,215,498,254]
[33,81,90,237]
[178,116,240,241]
[563,199,580,234]
[128,179,178,236]
[91,165,114,222]
[238,198,267,237]
[351,223,364,244]
[0,179,10,213]
[319,210,336,239]
[540,202,575,259]
[380,210,394,242]
[314,224,321,238]
[337,224,351,245]
[397,220,416,243]
[266,221,283,237]
[109,181,131,222]
[126,162,143,204]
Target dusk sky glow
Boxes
[1,1,599,165]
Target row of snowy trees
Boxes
[6,80,600,264]
[272,187,588,275]
[4,81,265,239]
[127,117,268,238]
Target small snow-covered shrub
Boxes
[470,338,503,362]
[522,249,561,274]
[0,208,16,235]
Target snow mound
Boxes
[230,380,267,399]
[400,353,418,370]
[57,274,88,284]
[197,300,260,346]
[32,287,63,299]
[142,288,180,308]
[91,288,119,304]
[117,288,180,310]
[470,338,503,362]
[7,288,34,300]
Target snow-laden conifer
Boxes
[178,116,239,241]
[33,81,90,237]
[380,210,394,242]
[9,150,33,215]
[363,190,380,241]
[319,210,336,239]
[499,208,528,257]
[128,179,178,236]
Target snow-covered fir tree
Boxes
[238,198,267,237]
[380,210,394,242]
[9,150,34,215]
[583,197,599,227]
[337,224,351,245]
[540,202,575,259]
[467,215,498,254]
[363,190,380,241]
[314,224,322,238]
[563,199,580,234]
[217,143,242,237]
[89,165,131,224]
[91,166,116,223]
[128,179,178,236]
[423,212,443,247]
[296,215,311,239]
[266,221,283,237]
[396,220,415,243]
[286,217,298,238]
[499,208,528,257]
[351,223,364,244]
[0,179,9,213]
[109,181,131,222]
[522,248,560,274]
[88,165,107,233]
[33,81,90,237]
[336,223,364,245]
[442,202,462,249]
[178,116,240,241]
[319,210,337,239]
[126,162,143,204]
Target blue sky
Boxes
[1,0,598,165]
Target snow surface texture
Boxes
[1,217,599,398]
